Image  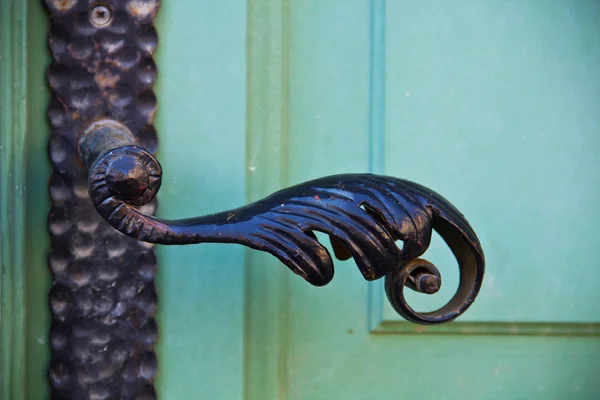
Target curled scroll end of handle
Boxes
[385,219,485,325]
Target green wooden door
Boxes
[2,0,599,399]
[156,0,600,398]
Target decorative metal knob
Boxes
[79,119,485,325]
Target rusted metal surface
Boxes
[78,120,485,326]
[45,1,159,398]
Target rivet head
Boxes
[106,155,150,203]
[90,5,112,27]
[415,273,441,294]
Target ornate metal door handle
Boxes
[79,119,485,326]
[44,2,484,398]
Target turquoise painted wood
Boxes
[154,1,247,399]
[5,0,599,399]
[155,0,600,399]
[1,1,51,399]
[1,1,28,399]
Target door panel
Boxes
[12,0,597,398]
[279,1,600,399]
[382,0,600,326]
[153,0,600,399]
[12,0,600,398]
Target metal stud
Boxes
[89,5,111,27]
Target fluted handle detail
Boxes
[80,119,485,325]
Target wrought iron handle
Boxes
[79,119,485,325]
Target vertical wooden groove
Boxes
[244,0,290,398]
[24,1,51,398]
[0,0,28,399]
[367,0,387,332]
[368,0,386,176]
[278,1,291,398]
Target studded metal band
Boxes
[45,1,160,398]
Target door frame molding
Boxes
[1,1,51,399]
[1,1,29,398]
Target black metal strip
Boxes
[44,1,160,398]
